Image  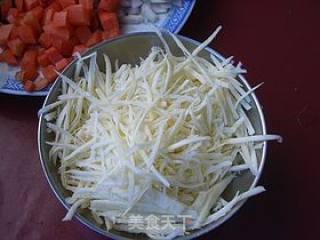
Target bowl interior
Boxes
[38,32,266,240]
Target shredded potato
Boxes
[40,27,282,239]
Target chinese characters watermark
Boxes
[114,214,193,232]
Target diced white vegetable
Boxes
[126,7,141,15]
[131,0,143,8]
[120,15,144,24]
[120,0,182,24]
[121,0,132,8]
[141,3,159,23]
[151,3,171,14]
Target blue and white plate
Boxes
[0,0,196,96]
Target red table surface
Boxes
[1,1,319,240]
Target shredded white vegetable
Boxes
[40,27,281,239]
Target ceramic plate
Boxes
[0,0,196,96]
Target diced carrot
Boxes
[86,30,102,47]
[1,0,12,20]
[24,0,39,10]
[15,71,23,81]
[15,0,24,11]
[7,16,16,24]
[8,38,25,56]
[42,8,54,25]
[31,6,44,19]
[34,78,49,90]
[42,65,58,82]
[0,49,18,66]
[70,35,79,45]
[99,12,119,33]
[52,11,68,27]
[79,0,93,10]
[0,24,13,45]
[72,44,86,55]
[37,47,44,55]
[110,28,120,38]
[52,36,77,57]
[23,80,35,92]
[7,8,19,24]
[43,24,70,41]
[102,28,119,40]
[0,51,5,61]
[45,46,63,64]
[39,32,52,48]
[9,25,20,40]
[51,38,68,57]
[57,0,75,9]
[75,26,91,44]
[21,49,38,69]
[55,57,70,71]
[37,51,50,67]
[15,69,38,82]
[66,4,90,26]
[101,31,108,40]
[7,8,18,18]
[8,12,24,25]
[47,1,62,11]
[39,0,50,7]
[22,11,41,33]
[25,69,38,81]
[18,24,37,44]
[98,0,119,12]
[90,14,100,32]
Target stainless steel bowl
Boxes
[38,32,267,240]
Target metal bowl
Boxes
[38,32,267,240]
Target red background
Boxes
[1,1,319,239]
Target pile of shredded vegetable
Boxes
[40,27,282,239]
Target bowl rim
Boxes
[38,31,267,240]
